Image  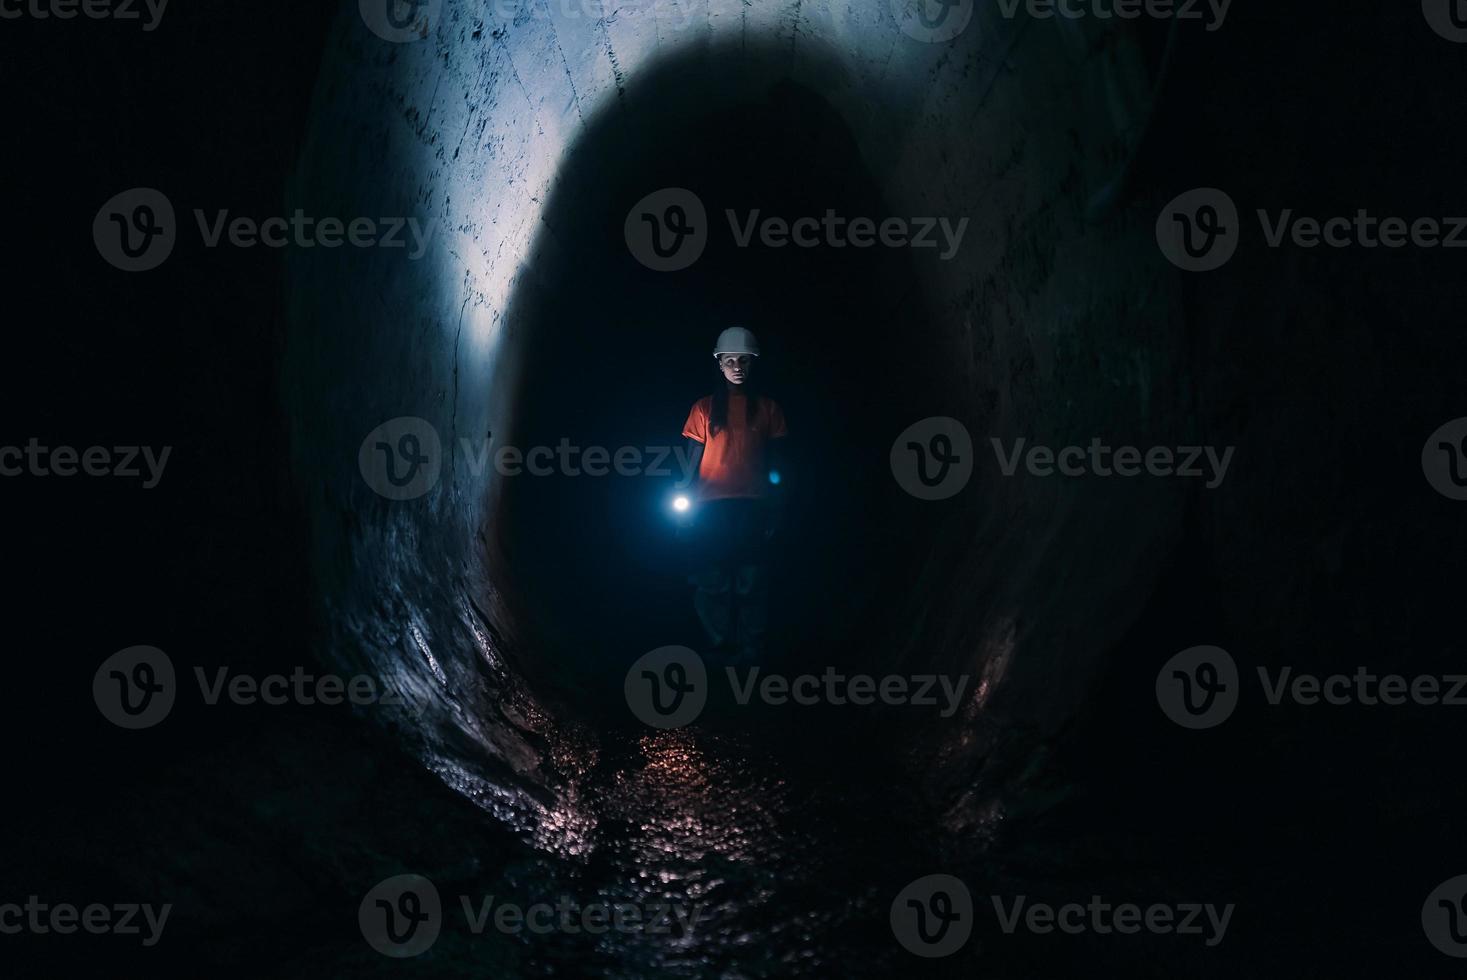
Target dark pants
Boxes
[681,498,771,660]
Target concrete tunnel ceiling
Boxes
[283,0,1186,844]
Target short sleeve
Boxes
[767,399,788,438]
[682,398,708,442]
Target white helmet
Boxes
[713,327,760,358]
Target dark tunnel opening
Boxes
[498,47,953,715]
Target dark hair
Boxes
[708,366,759,436]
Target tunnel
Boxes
[279,2,1192,970]
[285,0,1180,777]
[277,0,1195,962]
[8,0,1465,974]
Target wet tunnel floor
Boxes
[12,642,1449,979]
[10,561,1450,978]
[420,680,1450,979]
[492,722,949,977]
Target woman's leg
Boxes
[733,560,768,661]
[692,563,733,650]
[729,500,771,661]
[686,500,736,650]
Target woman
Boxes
[680,327,788,659]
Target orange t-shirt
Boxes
[682,392,788,500]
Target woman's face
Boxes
[719,353,753,385]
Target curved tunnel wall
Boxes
[283,0,1186,839]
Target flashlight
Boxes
[671,494,691,513]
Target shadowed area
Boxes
[277,5,1191,973]
[9,0,1462,976]
[283,0,1181,827]
[500,53,950,710]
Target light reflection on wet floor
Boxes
[437,718,965,976]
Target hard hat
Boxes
[713,327,760,358]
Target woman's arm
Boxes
[765,435,786,539]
